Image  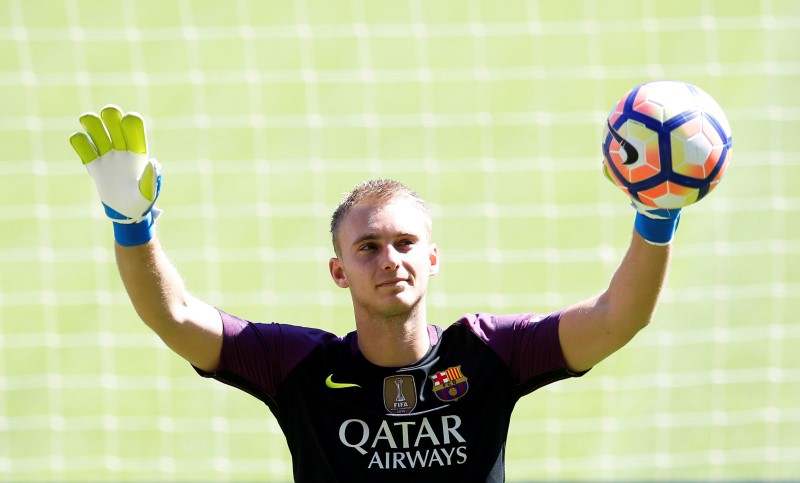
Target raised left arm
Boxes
[558,230,671,373]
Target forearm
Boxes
[599,230,671,335]
[115,236,222,370]
[115,236,189,330]
[559,230,671,372]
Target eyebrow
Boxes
[350,232,419,248]
[350,233,378,248]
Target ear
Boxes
[329,257,349,288]
[428,243,440,276]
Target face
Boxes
[329,198,439,321]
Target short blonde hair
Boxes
[330,179,431,255]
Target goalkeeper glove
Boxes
[631,199,681,246]
[69,105,162,247]
[603,163,680,246]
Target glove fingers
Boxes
[100,105,127,150]
[69,132,99,165]
[601,162,613,184]
[78,113,113,156]
[121,113,148,155]
[631,198,680,220]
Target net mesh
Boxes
[1,0,798,479]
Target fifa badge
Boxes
[383,375,417,414]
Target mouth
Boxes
[377,278,408,288]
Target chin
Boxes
[381,295,423,317]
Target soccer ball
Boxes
[601,80,733,209]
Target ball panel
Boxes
[633,97,667,123]
[704,150,732,197]
[689,84,733,136]
[633,81,698,123]
[700,113,725,146]
[638,181,700,209]
[671,113,728,180]
[684,132,713,168]
[607,120,662,184]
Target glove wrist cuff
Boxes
[634,211,681,246]
[113,212,156,247]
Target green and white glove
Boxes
[69,105,162,247]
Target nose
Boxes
[381,244,401,270]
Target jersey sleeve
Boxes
[456,311,586,395]
[194,309,339,401]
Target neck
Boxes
[354,305,430,367]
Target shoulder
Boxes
[216,309,352,373]
[205,309,355,398]
[447,311,562,343]
[219,309,342,346]
[443,311,568,382]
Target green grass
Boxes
[1,0,799,480]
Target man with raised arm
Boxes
[70,105,675,482]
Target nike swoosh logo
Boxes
[325,374,361,389]
[607,120,639,165]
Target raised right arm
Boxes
[70,105,222,372]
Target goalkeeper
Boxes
[70,106,678,482]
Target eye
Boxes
[358,243,377,252]
[396,238,416,251]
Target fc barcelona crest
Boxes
[429,365,469,402]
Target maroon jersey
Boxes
[196,310,584,482]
